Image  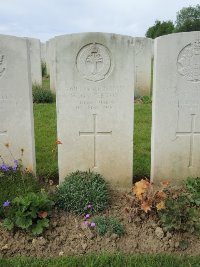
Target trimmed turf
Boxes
[0,254,200,267]
[33,103,58,179]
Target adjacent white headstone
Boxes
[40,42,47,63]
[26,37,42,85]
[55,33,135,189]
[0,34,36,172]
[151,32,200,184]
[48,38,56,92]
[134,37,153,97]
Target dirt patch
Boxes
[0,190,200,258]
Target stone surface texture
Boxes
[48,38,56,92]
[27,37,42,85]
[134,37,153,97]
[55,32,135,189]
[0,34,36,172]
[151,32,200,184]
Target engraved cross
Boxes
[86,45,103,75]
[79,114,112,168]
[176,114,200,167]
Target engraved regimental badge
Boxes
[0,51,6,78]
[177,40,200,82]
[76,43,112,82]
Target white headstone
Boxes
[26,38,42,85]
[0,34,36,172]
[40,42,47,63]
[48,38,56,92]
[55,33,135,189]
[151,32,200,184]
[134,37,153,97]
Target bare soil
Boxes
[0,190,200,258]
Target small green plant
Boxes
[186,177,200,206]
[32,84,55,103]
[56,170,109,214]
[3,191,54,235]
[158,190,200,234]
[141,95,152,104]
[41,61,47,78]
[93,216,125,237]
[0,145,41,217]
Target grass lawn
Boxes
[33,101,152,180]
[33,103,58,180]
[1,254,200,267]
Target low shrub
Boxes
[93,216,125,237]
[56,170,109,214]
[3,191,54,235]
[32,84,55,103]
[0,158,41,217]
[158,177,200,234]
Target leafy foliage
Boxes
[41,61,47,78]
[125,179,167,221]
[141,96,152,104]
[145,20,174,39]
[158,191,200,233]
[174,5,200,32]
[56,170,109,214]
[3,191,54,235]
[32,84,55,103]
[0,159,40,217]
[93,216,125,237]
[186,177,200,206]
[158,177,200,233]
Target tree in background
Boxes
[145,20,174,39]
[145,5,200,39]
[174,4,200,32]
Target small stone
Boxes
[175,241,180,248]
[155,227,164,239]
[81,243,88,250]
[32,238,37,245]
[52,221,58,228]
[110,233,118,241]
[1,244,9,250]
[166,232,172,240]
[59,251,64,256]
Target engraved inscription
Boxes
[176,114,200,167]
[0,51,6,78]
[66,85,120,111]
[177,40,200,82]
[79,114,112,167]
[76,43,112,82]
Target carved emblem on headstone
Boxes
[76,43,112,81]
[0,51,6,78]
[177,40,200,82]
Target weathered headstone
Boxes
[55,33,135,189]
[151,32,200,184]
[0,34,36,172]
[134,37,153,97]
[26,37,42,85]
[40,42,47,63]
[48,38,56,92]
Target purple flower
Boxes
[85,214,90,219]
[1,163,9,172]
[14,160,18,166]
[87,204,92,209]
[84,220,90,226]
[90,222,96,228]
[3,200,10,207]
